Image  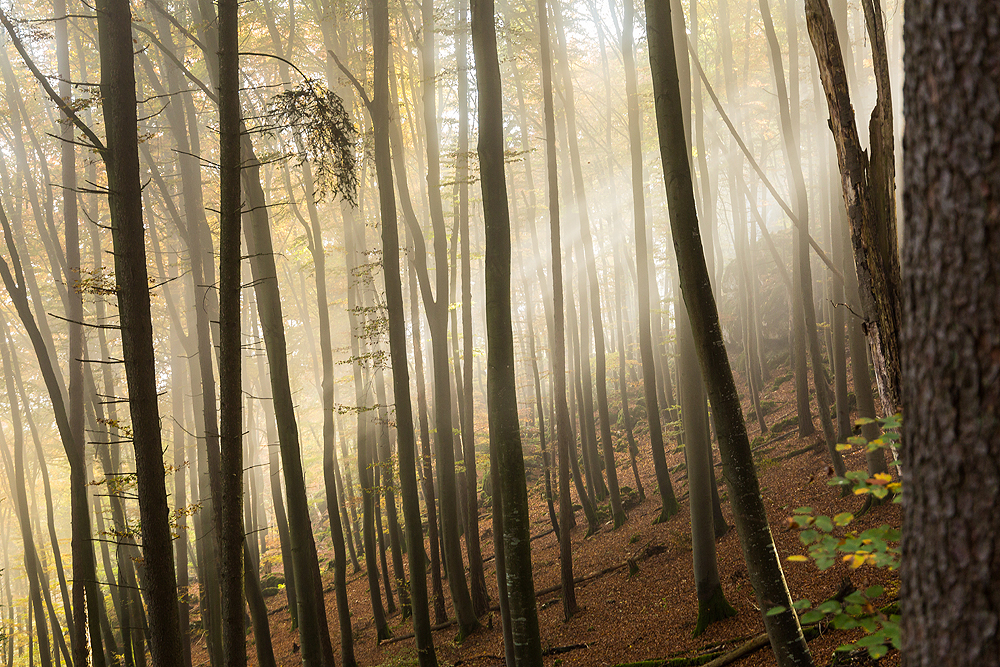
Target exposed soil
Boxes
[190,365,901,667]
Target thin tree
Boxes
[471,0,544,661]
[371,0,439,659]
[644,1,814,664]
[622,0,679,523]
[537,0,582,621]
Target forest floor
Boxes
[190,365,901,667]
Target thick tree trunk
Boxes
[901,3,1000,664]
[644,2,814,664]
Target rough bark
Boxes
[805,0,902,418]
[901,3,1000,664]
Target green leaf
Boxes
[814,516,834,532]
[844,591,867,605]
[801,610,825,624]
[857,634,885,648]
[865,585,884,599]
[766,605,787,617]
[834,512,854,527]
[817,600,842,614]
[831,615,860,630]
[799,529,819,544]
[794,506,813,514]
[868,644,888,659]
[792,599,813,611]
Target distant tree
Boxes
[676,306,736,637]
[622,0,679,524]
[371,0,439,659]
[537,0,582,621]
[901,1,1000,664]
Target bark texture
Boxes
[806,0,902,417]
[901,3,1000,664]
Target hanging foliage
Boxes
[267,80,359,205]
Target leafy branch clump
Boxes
[769,415,902,660]
[267,80,358,205]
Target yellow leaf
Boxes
[787,555,809,563]
[854,487,870,495]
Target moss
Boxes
[611,651,726,667]
[771,371,794,391]
[772,414,799,432]
[692,585,738,637]
[749,400,779,422]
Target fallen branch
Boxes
[542,643,589,656]
[483,528,555,564]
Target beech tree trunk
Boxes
[623,0,679,524]
[95,0,185,661]
[644,2,814,664]
[537,0,581,622]
[471,0,544,661]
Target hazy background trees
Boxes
[0,0,924,664]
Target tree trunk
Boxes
[805,0,902,418]
[217,0,245,661]
[472,0,545,661]
[94,0,186,660]
[678,304,737,637]
[368,5,437,661]
[644,2,814,664]
[623,0,679,524]
[408,241,448,623]
[759,0,843,476]
[901,3,1000,663]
